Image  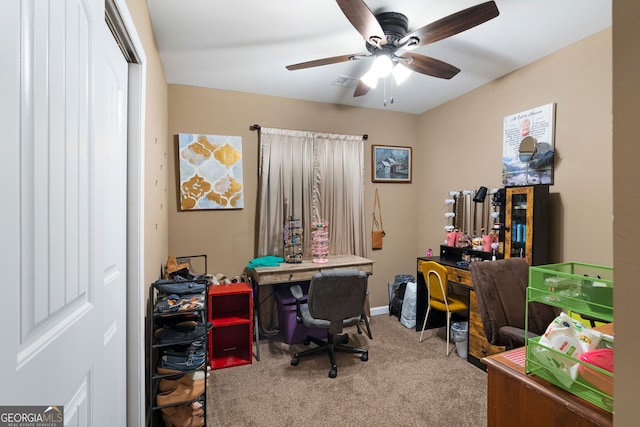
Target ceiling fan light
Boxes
[361,67,379,88]
[371,55,393,77]
[392,63,412,85]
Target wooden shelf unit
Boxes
[208,283,253,370]
[504,185,549,265]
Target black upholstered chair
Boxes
[469,258,557,349]
[290,269,369,378]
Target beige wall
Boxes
[167,29,613,311]
[613,0,640,422]
[144,2,639,422]
[417,29,612,266]
[167,87,418,309]
[124,0,640,422]
[125,0,170,289]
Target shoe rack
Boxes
[208,282,253,369]
[149,279,210,427]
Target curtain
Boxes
[257,128,315,257]
[257,127,365,258]
[313,133,366,257]
[256,127,365,333]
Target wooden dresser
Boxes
[483,348,612,426]
[417,256,505,369]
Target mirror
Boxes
[518,136,537,163]
[448,188,492,240]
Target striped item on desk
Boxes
[502,347,526,367]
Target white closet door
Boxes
[0,1,128,425]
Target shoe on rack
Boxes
[166,409,205,427]
[155,323,210,344]
[189,415,205,427]
[165,256,191,279]
[155,380,205,407]
[215,273,232,284]
[154,320,198,338]
[162,348,205,361]
[159,374,207,393]
[188,370,210,380]
[205,273,219,286]
[188,400,204,418]
[158,354,206,373]
[161,404,204,427]
[156,361,206,376]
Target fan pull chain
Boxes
[383,77,387,107]
[390,76,394,104]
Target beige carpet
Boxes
[206,315,488,426]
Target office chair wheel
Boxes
[303,338,311,346]
[360,352,368,362]
[328,368,337,378]
[291,356,299,366]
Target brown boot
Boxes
[161,404,196,427]
[165,256,190,279]
[159,374,206,393]
[156,379,205,407]
[188,415,205,427]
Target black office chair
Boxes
[469,258,557,349]
[290,269,369,378]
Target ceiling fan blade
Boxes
[336,0,387,47]
[399,1,499,48]
[353,80,371,97]
[400,53,460,79]
[286,53,367,71]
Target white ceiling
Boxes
[147,0,611,115]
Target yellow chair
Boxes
[419,261,468,356]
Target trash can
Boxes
[275,283,327,344]
[451,321,468,358]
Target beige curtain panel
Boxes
[256,127,366,333]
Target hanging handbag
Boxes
[372,188,385,250]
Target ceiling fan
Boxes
[286,0,500,98]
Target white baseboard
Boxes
[370,305,389,317]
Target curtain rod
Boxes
[250,124,368,140]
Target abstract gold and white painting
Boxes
[178,133,244,210]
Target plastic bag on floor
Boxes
[400,281,417,329]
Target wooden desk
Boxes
[483,348,612,427]
[249,255,374,360]
[417,257,505,369]
[250,254,374,286]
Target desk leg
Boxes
[254,306,261,361]
[252,281,261,361]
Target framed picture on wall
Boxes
[502,103,556,186]
[372,145,412,183]
[177,133,244,210]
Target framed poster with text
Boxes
[502,103,556,186]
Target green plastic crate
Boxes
[528,262,613,323]
[526,262,614,413]
[526,335,613,412]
